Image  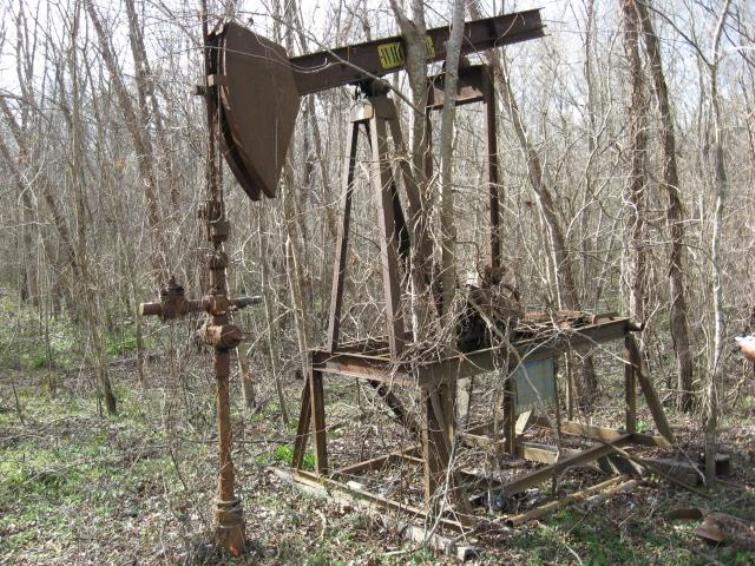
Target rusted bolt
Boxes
[139,301,163,317]
[203,324,243,350]
[210,220,230,241]
[205,294,231,316]
[158,277,188,320]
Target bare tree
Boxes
[437,0,467,317]
[84,0,165,277]
[622,0,648,329]
[469,0,598,403]
[635,0,695,412]
[706,0,733,482]
[388,0,436,339]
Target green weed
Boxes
[256,444,315,471]
[105,333,138,356]
[29,353,50,369]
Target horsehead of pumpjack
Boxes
[206,9,545,201]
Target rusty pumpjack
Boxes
[141,6,677,555]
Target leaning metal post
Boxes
[140,275,257,554]
[137,8,258,554]
[198,7,245,553]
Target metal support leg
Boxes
[367,108,406,358]
[309,367,328,474]
[327,120,360,352]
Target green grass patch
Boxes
[507,508,701,565]
[105,332,138,356]
[257,444,315,471]
[0,383,211,563]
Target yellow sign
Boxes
[377,36,436,70]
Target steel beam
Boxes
[290,10,544,95]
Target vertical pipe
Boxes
[201,4,245,552]
[215,349,235,501]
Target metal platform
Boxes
[290,312,675,531]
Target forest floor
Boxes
[1,307,754,565]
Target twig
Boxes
[315,509,327,541]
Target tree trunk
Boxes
[84,0,165,277]
[237,346,256,412]
[706,0,732,483]
[258,206,289,426]
[68,2,117,415]
[635,0,695,412]
[437,0,466,319]
[622,0,648,326]
[124,0,179,210]
[388,0,436,340]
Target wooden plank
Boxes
[626,334,674,443]
[528,415,672,448]
[460,432,504,449]
[431,391,471,513]
[291,380,311,470]
[398,453,424,465]
[530,416,626,441]
[565,351,575,419]
[326,119,360,352]
[506,476,636,526]
[456,377,474,432]
[606,443,708,497]
[422,386,470,512]
[502,374,516,455]
[286,468,472,531]
[424,388,451,500]
[333,446,422,478]
[500,436,630,497]
[309,368,328,475]
[515,409,533,435]
[465,421,492,436]
[333,453,394,477]
[422,388,439,503]
[438,383,456,442]
[458,436,593,467]
[516,442,559,464]
[639,457,702,486]
[516,442,588,465]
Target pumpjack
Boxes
[142,6,677,556]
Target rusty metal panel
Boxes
[426,65,486,109]
[512,357,556,412]
[216,23,300,199]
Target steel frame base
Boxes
[290,315,675,532]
